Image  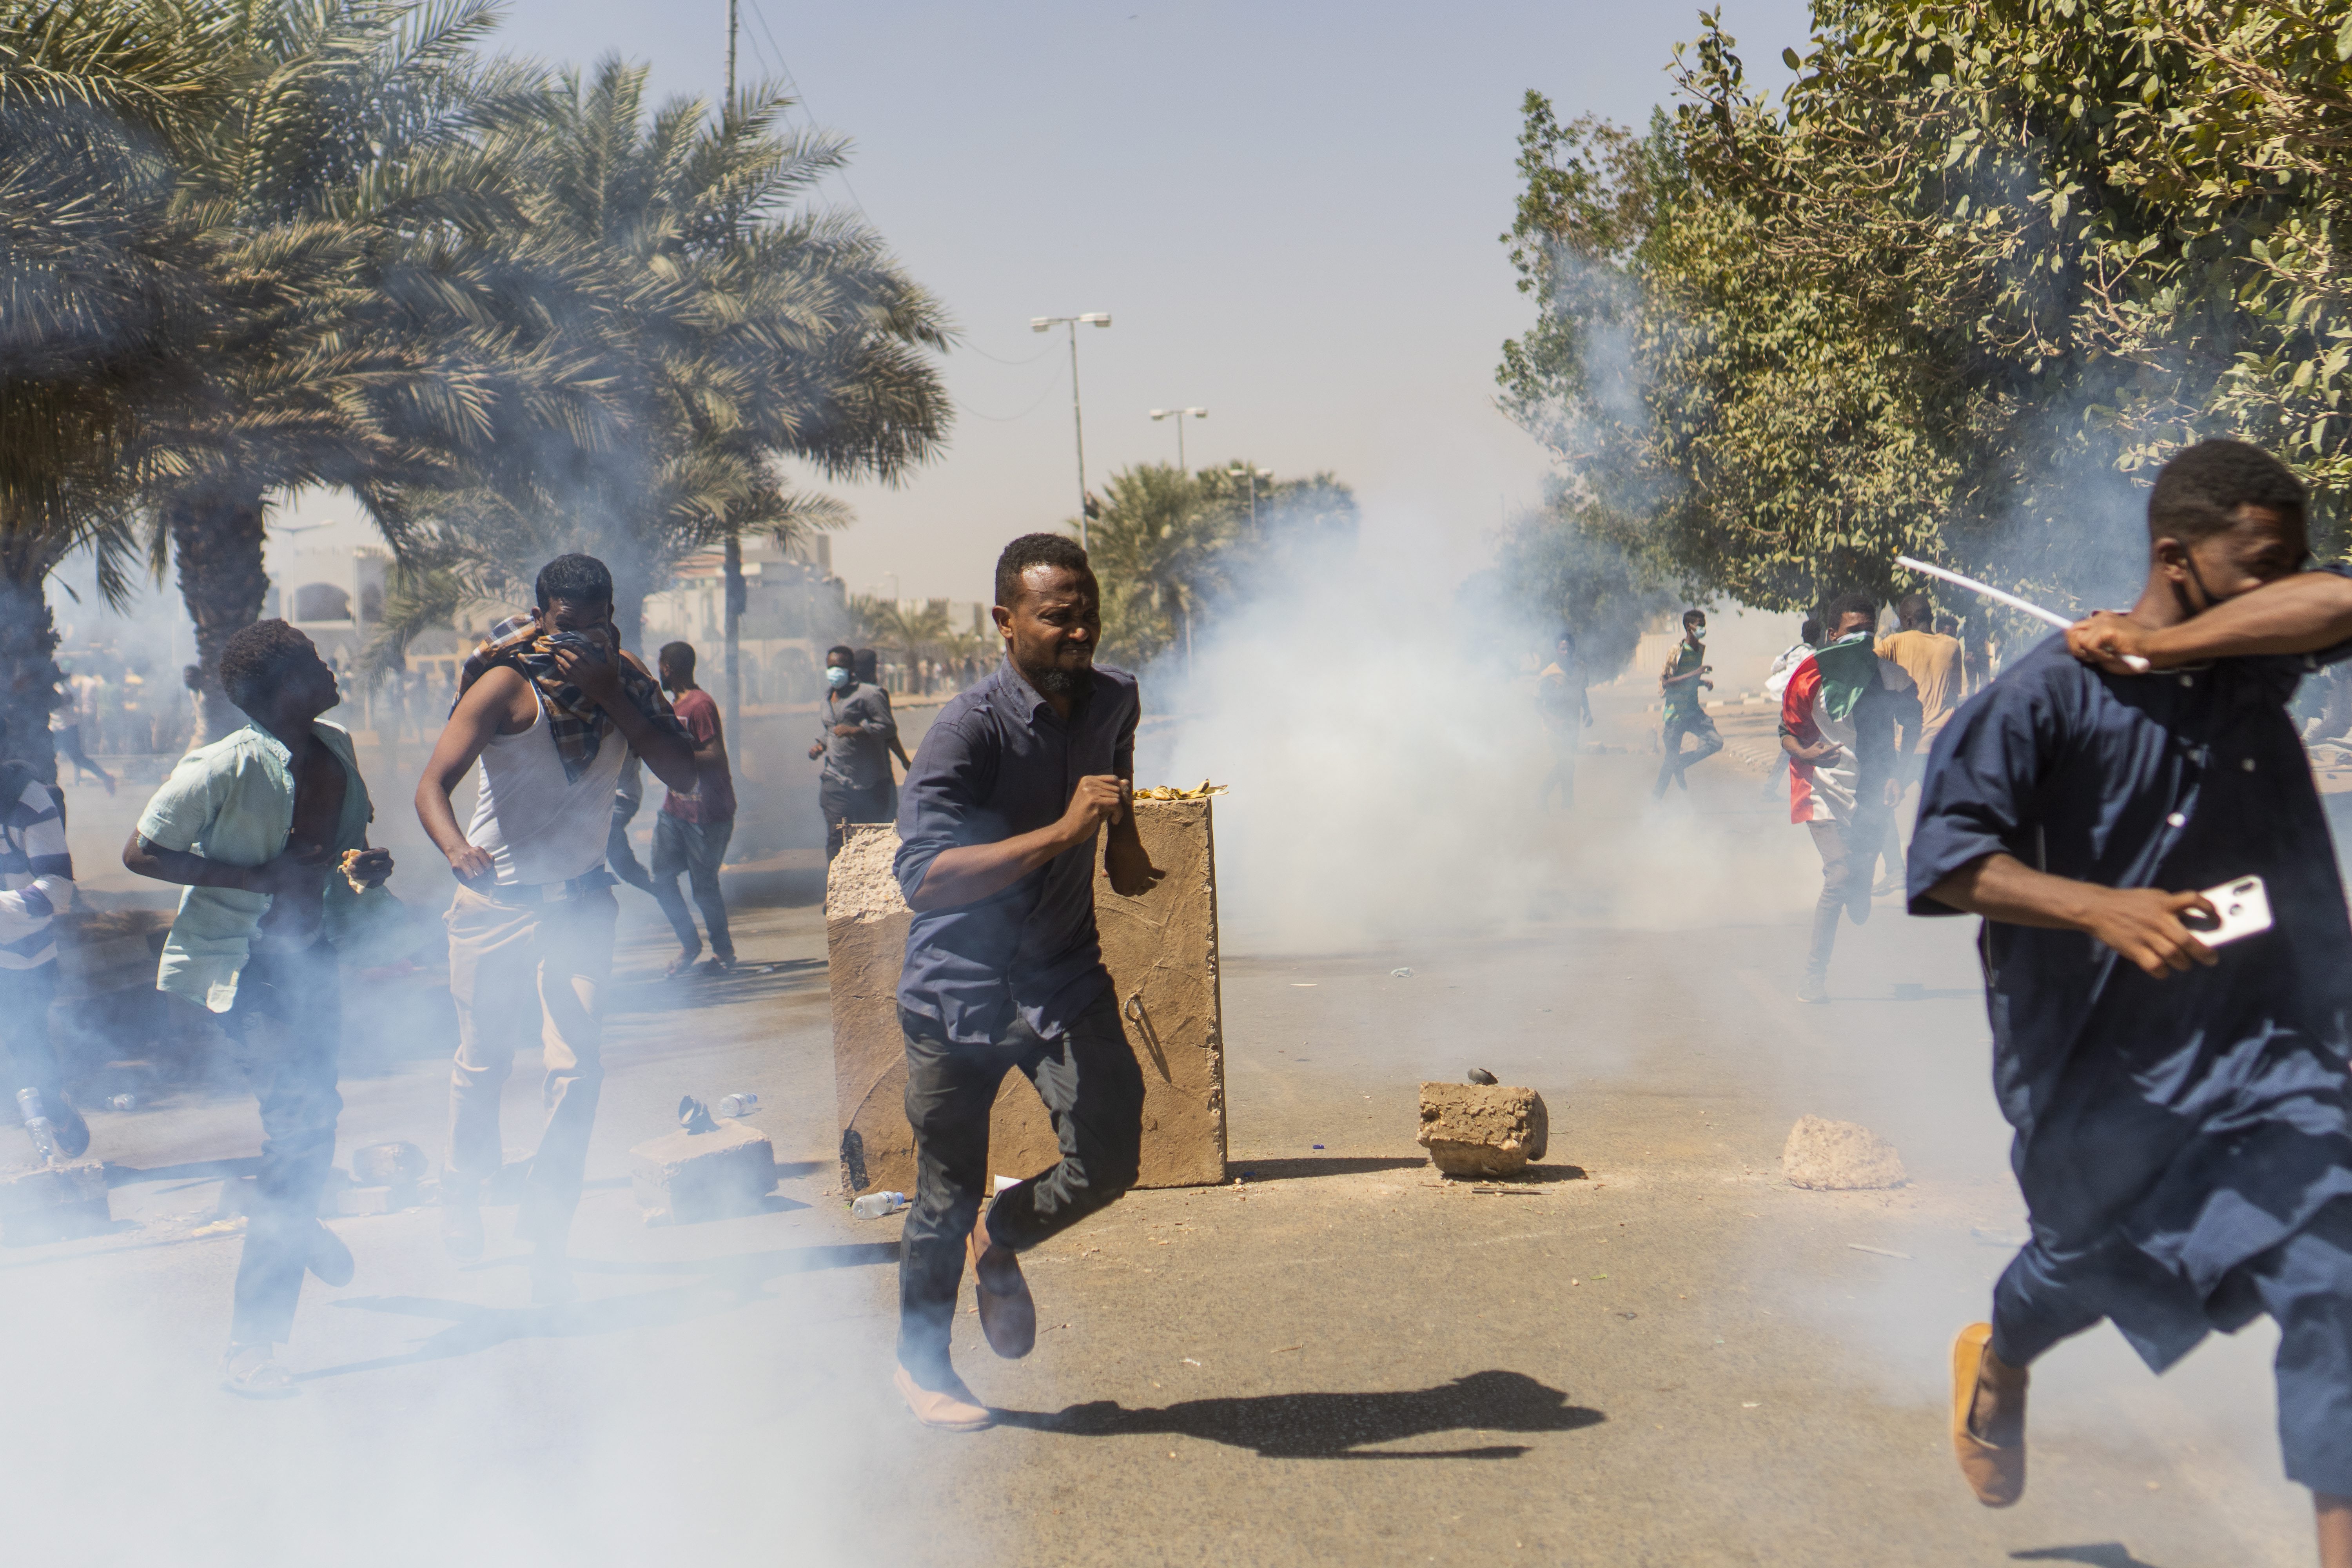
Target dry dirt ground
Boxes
[0,693,2320,1567]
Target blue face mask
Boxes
[826,665,852,690]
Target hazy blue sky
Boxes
[275,0,1815,603]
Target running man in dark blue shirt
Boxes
[1913,440,2352,1566]
[886,532,1163,1430]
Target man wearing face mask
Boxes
[811,644,895,860]
[1653,609,1724,798]
[416,554,697,1301]
[1916,442,2352,1562]
[884,532,1163,1431]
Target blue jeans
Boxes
[652,813,733,962]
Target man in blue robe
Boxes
[1911,439,2352,1565]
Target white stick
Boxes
[1894,555,2150,673]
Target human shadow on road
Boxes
[1228,1157,1427,1183]
[994,1370,1602,1459]
[303,1241,900,1380]
[2011,1547,2167,1568]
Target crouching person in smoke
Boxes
[415,554,696,1302]
[123,622,394,1397]
[887,533,1163,1429]
[1918,440,2352,1563]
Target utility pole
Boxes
[1032,314,1111,548]
[720,0,744,745]
[1149,407,1207,472]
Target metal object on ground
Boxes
[677,1096,718,1135]
[1466,1068,1498,1085]
[1894,555,2150,673]
[351,1140,427,1186]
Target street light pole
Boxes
[720,0,743,745]
[1228,461,1273,530]
[1032,313,1111,548]
[1149,407,1208,472]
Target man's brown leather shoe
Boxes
[969,1210,1037,1359]
[1951,1321,2027,1507]
[893,1364,993,1431]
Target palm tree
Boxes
[370,61,950,671]
[0,0,237,771]
[149,0,578,738]
[847,593,951,683]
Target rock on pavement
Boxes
[1418,1083,1549,1177]
[1781,1115,1906,1190]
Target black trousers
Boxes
[897,988,1144,1377]
[0,960,63,1105]
[652,813,734,960]
[221,940,343,1346]
[822,780,893,860]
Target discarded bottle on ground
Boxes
[717,1093,759,1118]
[109,1094,138,1113]
[850,1191,909,1218]
[17,1088,59,1162]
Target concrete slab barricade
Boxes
[827,799,1227,1196]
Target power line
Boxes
[955,363,1067,423]
[740,0,875,225]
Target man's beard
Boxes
[1023,657,1094,699]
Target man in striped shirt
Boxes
[0,713,89,1159]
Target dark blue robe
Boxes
[1909,629,2352,1370]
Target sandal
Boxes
[221,1344,298,1399]
[664,950,701,979]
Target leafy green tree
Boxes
[1499,2,2352,624]
[1078,461,1356,667]
[370,60,949,666]
[0,0,235,773]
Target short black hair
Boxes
[1826,591,1879,628]
[854,649,879,682]
[658,641,694,677]
[220,620,317,713]
[535,552,613,607]
[1799,617,1822,643]
[2149,439,2307,545]
[1682,608,1706,626]
[825,644,853,664]
[1898,592,1932,626]
[995,533,1091,607]
[1554,628,1576,647]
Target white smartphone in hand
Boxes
[2185,875,2273,947]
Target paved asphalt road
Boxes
[0,696,2318,1567]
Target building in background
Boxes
[642,535,850,707]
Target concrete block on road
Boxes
[1418,1083,1550,1177]
[1,1161,111,1244]
[827,801,1229,1198]
[629,1121,777,1223]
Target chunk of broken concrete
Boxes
[629,1120,776,1224]
[1418,1082,1549,1177]
[1,1160,111,1244]
[1782,1115,1906,1190]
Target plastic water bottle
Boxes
[109,1094,138,1113]
[850,1191,908,1218]
[717,1093,759,1118]
[17,1088,59,1163]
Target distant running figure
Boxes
[1651,609,1722,797]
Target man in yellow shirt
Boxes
[1873,593,1965,891]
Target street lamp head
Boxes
[1189,408,1209,419]
[1150,409,1171,420]
[1030,317,1052,332]
[1080,313,1112,327]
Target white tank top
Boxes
[465,684,626,886]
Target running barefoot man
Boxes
[416,554,696,1302]
[1915,439,2352,1564]
[125,622,394,1396]
[886,533,1163,1429]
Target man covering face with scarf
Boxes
[414,554,697,1303]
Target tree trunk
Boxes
[165,481,269,741]
[0,570,62,786]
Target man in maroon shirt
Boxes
[653,642,738,976]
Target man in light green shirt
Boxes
[124,622,392,1399]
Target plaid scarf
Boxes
[456,615,688,785]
